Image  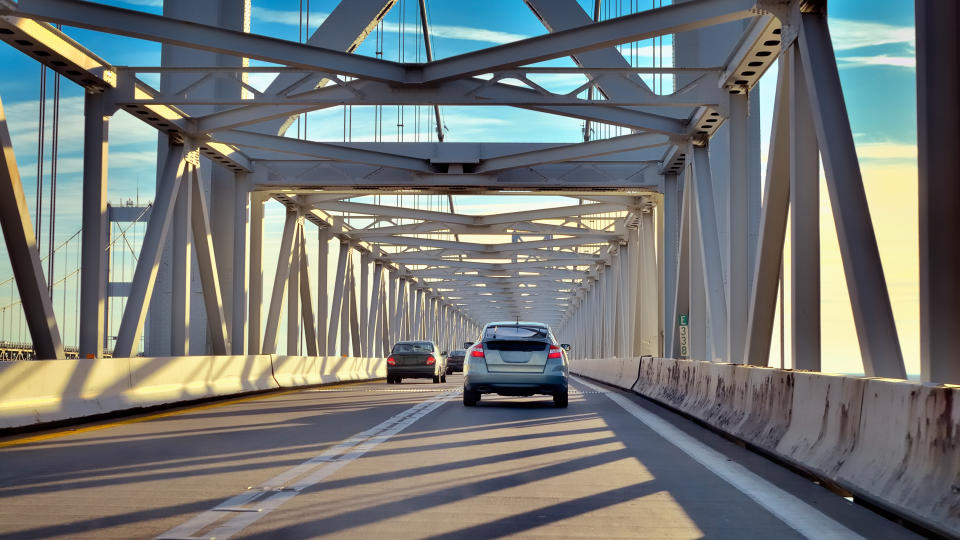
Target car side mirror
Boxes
[561,344,571,351]
[441,351,448,356]
[463,342,473,349]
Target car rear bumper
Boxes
[446,360,464,371]
[464,372,567,396]
[388,367,436,378]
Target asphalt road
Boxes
[0,375,921,539]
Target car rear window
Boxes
[483,325,549,340]
[391,342,433,354]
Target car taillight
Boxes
[548,345,563,359]
[387,356,396,365]
[471,345,485,358]
[426,357,435,365]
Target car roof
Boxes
[483,321,549,328]
[394,340,434,344]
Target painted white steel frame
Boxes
[0,0,929,382]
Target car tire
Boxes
[554,390,568,408]
[433,374,440,384]
[440,373,447,383]
[463,389,480,406]
[395,377,402,384]
[386,376,393,384]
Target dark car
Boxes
[387,341,447,384]
[445,349,466,374]
[462,321,569,407]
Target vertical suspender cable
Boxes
[47,56,60,299]
[35,64,46,243]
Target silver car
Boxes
[462,321,570,407]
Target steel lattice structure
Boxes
[0,0,956,384]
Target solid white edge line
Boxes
[573,376,865,540]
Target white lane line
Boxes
[156,390,456,540]
[573,376,865,540]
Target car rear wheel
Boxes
[440,373,447,383]
[433,374,440,384]
[463,389,480,406]
[554,390,568,408]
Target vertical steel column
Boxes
[411,287,422,338]
[230,173,249,354]
[744,52,791,366]
[798,13,905,378]
[326,241,347,355]
[113,147,186,358]
[190,165,229,355]
[917,1,960,383]
[317,226,330,356]
[170,167,193,356]
[360,253,370,353]
[261,210,297,355]
[367,262,382,355]
[298,226,319,356]
[790,48,821,371]
[79,92,113,358]
[287,217,301,355]
[662,174,681,356]
[728,93,749,364]
[688,162,706,359]
[347,256,362,356]
[340,250,352,356]
[692,145,728,361]
[388,271,399,345]
[248,192,265,355]
[639,209,659,356]
[0,97,64,359]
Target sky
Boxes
[0,0,920,374]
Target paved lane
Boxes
[0,376,918,539]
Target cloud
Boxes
[837,55,915,69]
[829,18,914,51]
[251,7,529,45]
[856,141,917,160]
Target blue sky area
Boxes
[0,1,919,373]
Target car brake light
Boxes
[548,345,563,359]
[426,357,435,365]
[387,356,396,365]
[471,345,485,358]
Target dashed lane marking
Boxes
[156,390,458,540]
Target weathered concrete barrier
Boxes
[271,355,385,387]
[0,354,386,430]
[571,356,960,536]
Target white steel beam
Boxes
[262,210,297,355]
[191,164,230,355]
[789,48,820,371]
[916,1,960,384]
[79,92,113,358]
[299,226,319,356]
[213,130,435,173]
[248,192,266,355]
[743,52,790,366]
[692,145,727,361]
[0,96,64,359]
[15,0,408,83]
[798,13,905,378]
[475,133,670,174]
[421,0,756,82]
[114,146,186,358]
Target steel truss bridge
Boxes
[0,0,957,538]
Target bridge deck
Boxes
[0,377,916,539]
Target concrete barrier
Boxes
[835,378,960,536]
[271,356,385,387]
[0,354,387,430]
[124,355,277,408]
[577,355,960,536]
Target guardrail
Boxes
[571,356,960,538]
[0,354,385,429]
